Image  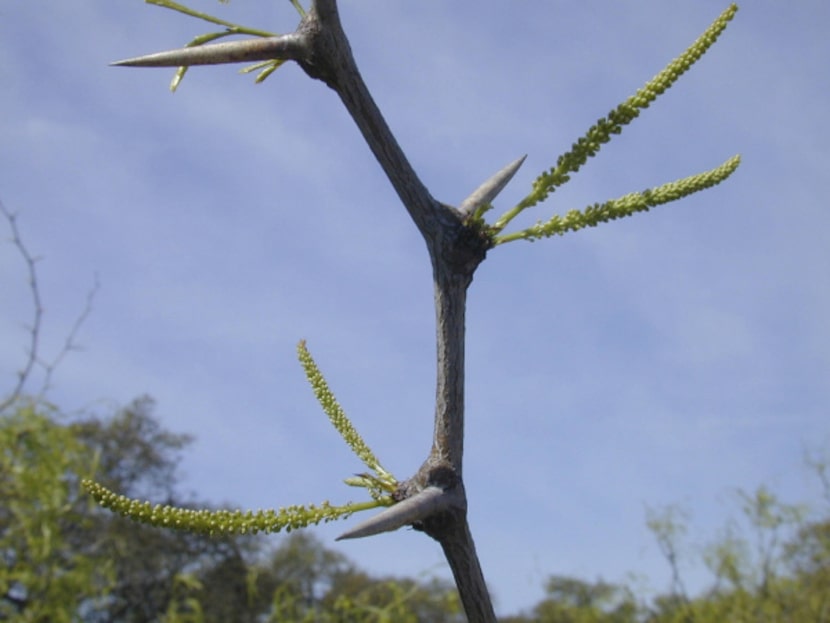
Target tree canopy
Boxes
[2,395,828,621]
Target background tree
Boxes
[530,576,640,623]
[0,401,110,621]
[0,394,254,622]
[642,462,830,623]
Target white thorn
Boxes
[459,154,527,217]
[112,35,303,68]
[336,486,453,541]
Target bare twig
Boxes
[1,200,43,410]
[35,273,99,401]
[0,200,98,411]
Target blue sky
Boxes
[2,1,829,615]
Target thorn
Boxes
[336,486,453,541]
[459,154,527,217]
[112,35,302,68]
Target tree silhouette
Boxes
[84,2,741,620]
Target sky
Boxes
[2,1,829,616]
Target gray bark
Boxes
[299,2,496,619]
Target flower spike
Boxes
[495,154,740,244]
[491,3,739,236]
[85,340,399,538]
[82,479,388,536]
[297,340,397,491]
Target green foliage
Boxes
[1,395,263,621]
[643,469,830,623]
[136,531,463,623]
[256,538,463,623]
[531,576,640,623]
[490,4,740,245]
[161,574,205,623]
[324,578,463,623]
[0,400,111,621]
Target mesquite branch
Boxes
[111,2,740,619]
[115,1,498,618]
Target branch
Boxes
[299,2,458,245]
[428,268,472,473]
[0,200,98,411]
[437,517,496,623]
[1,200,43,410]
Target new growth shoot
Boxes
[83,340,398,536]
[483,4,740,244]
